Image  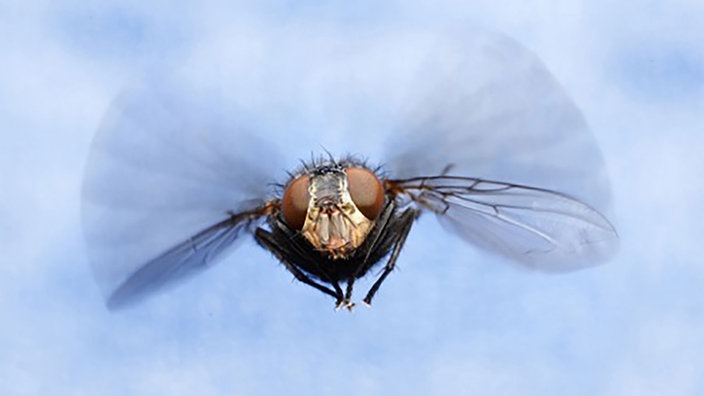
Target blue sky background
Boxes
[1,1,703,395]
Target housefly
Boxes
[82,27,618,310]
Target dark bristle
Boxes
[277,152,386,197]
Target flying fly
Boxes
[82,27,619,310]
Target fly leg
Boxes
[341,199,398,309]
[255,228,341,302]
[340,277,356,311]
[285,261,340,302]
[331,281,349,310]
[362,208,418,306]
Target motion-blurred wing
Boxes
[107,211,263,309]
[168,27,612,216]
[392,176,618,270]
[382,30,612,213]
[82,83,282,307]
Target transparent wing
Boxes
[391,176,618,271]
[226,26,613,212]
[106,208,269,309]
[378,29,612,213]
[82,82,283,304]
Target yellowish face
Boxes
[282,167,385,259]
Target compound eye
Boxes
[346,168,385,220]
[282,175,310,230]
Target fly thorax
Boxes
[301,171,375,259]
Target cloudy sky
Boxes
[1,1,703,395]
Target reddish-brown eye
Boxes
[346,168,385,220]
[282,175,310,230]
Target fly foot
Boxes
[335,299,356,311]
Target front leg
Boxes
[255,228,341,302]
[338,277,356,311]
[362,208,419,306]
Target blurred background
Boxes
[1,1,703,395]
